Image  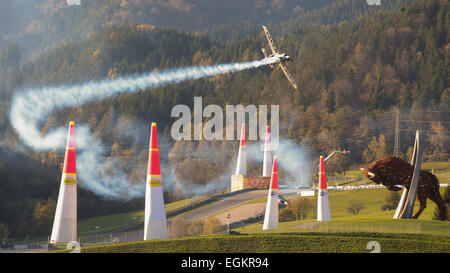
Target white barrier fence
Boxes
[304,183,449,193]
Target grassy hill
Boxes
[53,232,450,253]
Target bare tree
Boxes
[346,200,365,215]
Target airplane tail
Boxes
[261,48,275,69]
[261,48,268,58]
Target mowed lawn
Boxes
[53,232,450,253]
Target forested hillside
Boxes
[205,0,414,43]
[0,0,415,58]
[0,0,338,57]
[0,0,448,239]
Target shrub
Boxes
[287,196,313,220]
[279,208,296,222]
[381,191,400,211]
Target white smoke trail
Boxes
[9,58,277,199]
[246,139,312,187]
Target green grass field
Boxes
[54,232,450,253]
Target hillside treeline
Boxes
[0,0,338,57]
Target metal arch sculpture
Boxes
[396,130,422,219]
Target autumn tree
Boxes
[362,134,388,163]
[429,122,449,160]
[202,216,223,235]
[169,217,186,238]
[187,220,204,236]
[283,196,313,220]
[33,198,56,235]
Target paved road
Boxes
[177,190,267,222]
[177,189,297,223]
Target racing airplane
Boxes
[261,26,298,90]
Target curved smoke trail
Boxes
[9,58,277,199]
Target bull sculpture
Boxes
[361,156,447,220]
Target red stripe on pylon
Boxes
[147,122,161,176]
[150,122,159,150]
[63,121,76,174]
[265,126,270,149]
[270,156,278,190]
[319,156,327,190]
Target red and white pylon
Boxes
[263,156,279,230]
[317,156,331,221]
[144,122,169,240]
[50,121,77,243]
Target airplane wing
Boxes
[262,26,279,54]
[279,62,298,89]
